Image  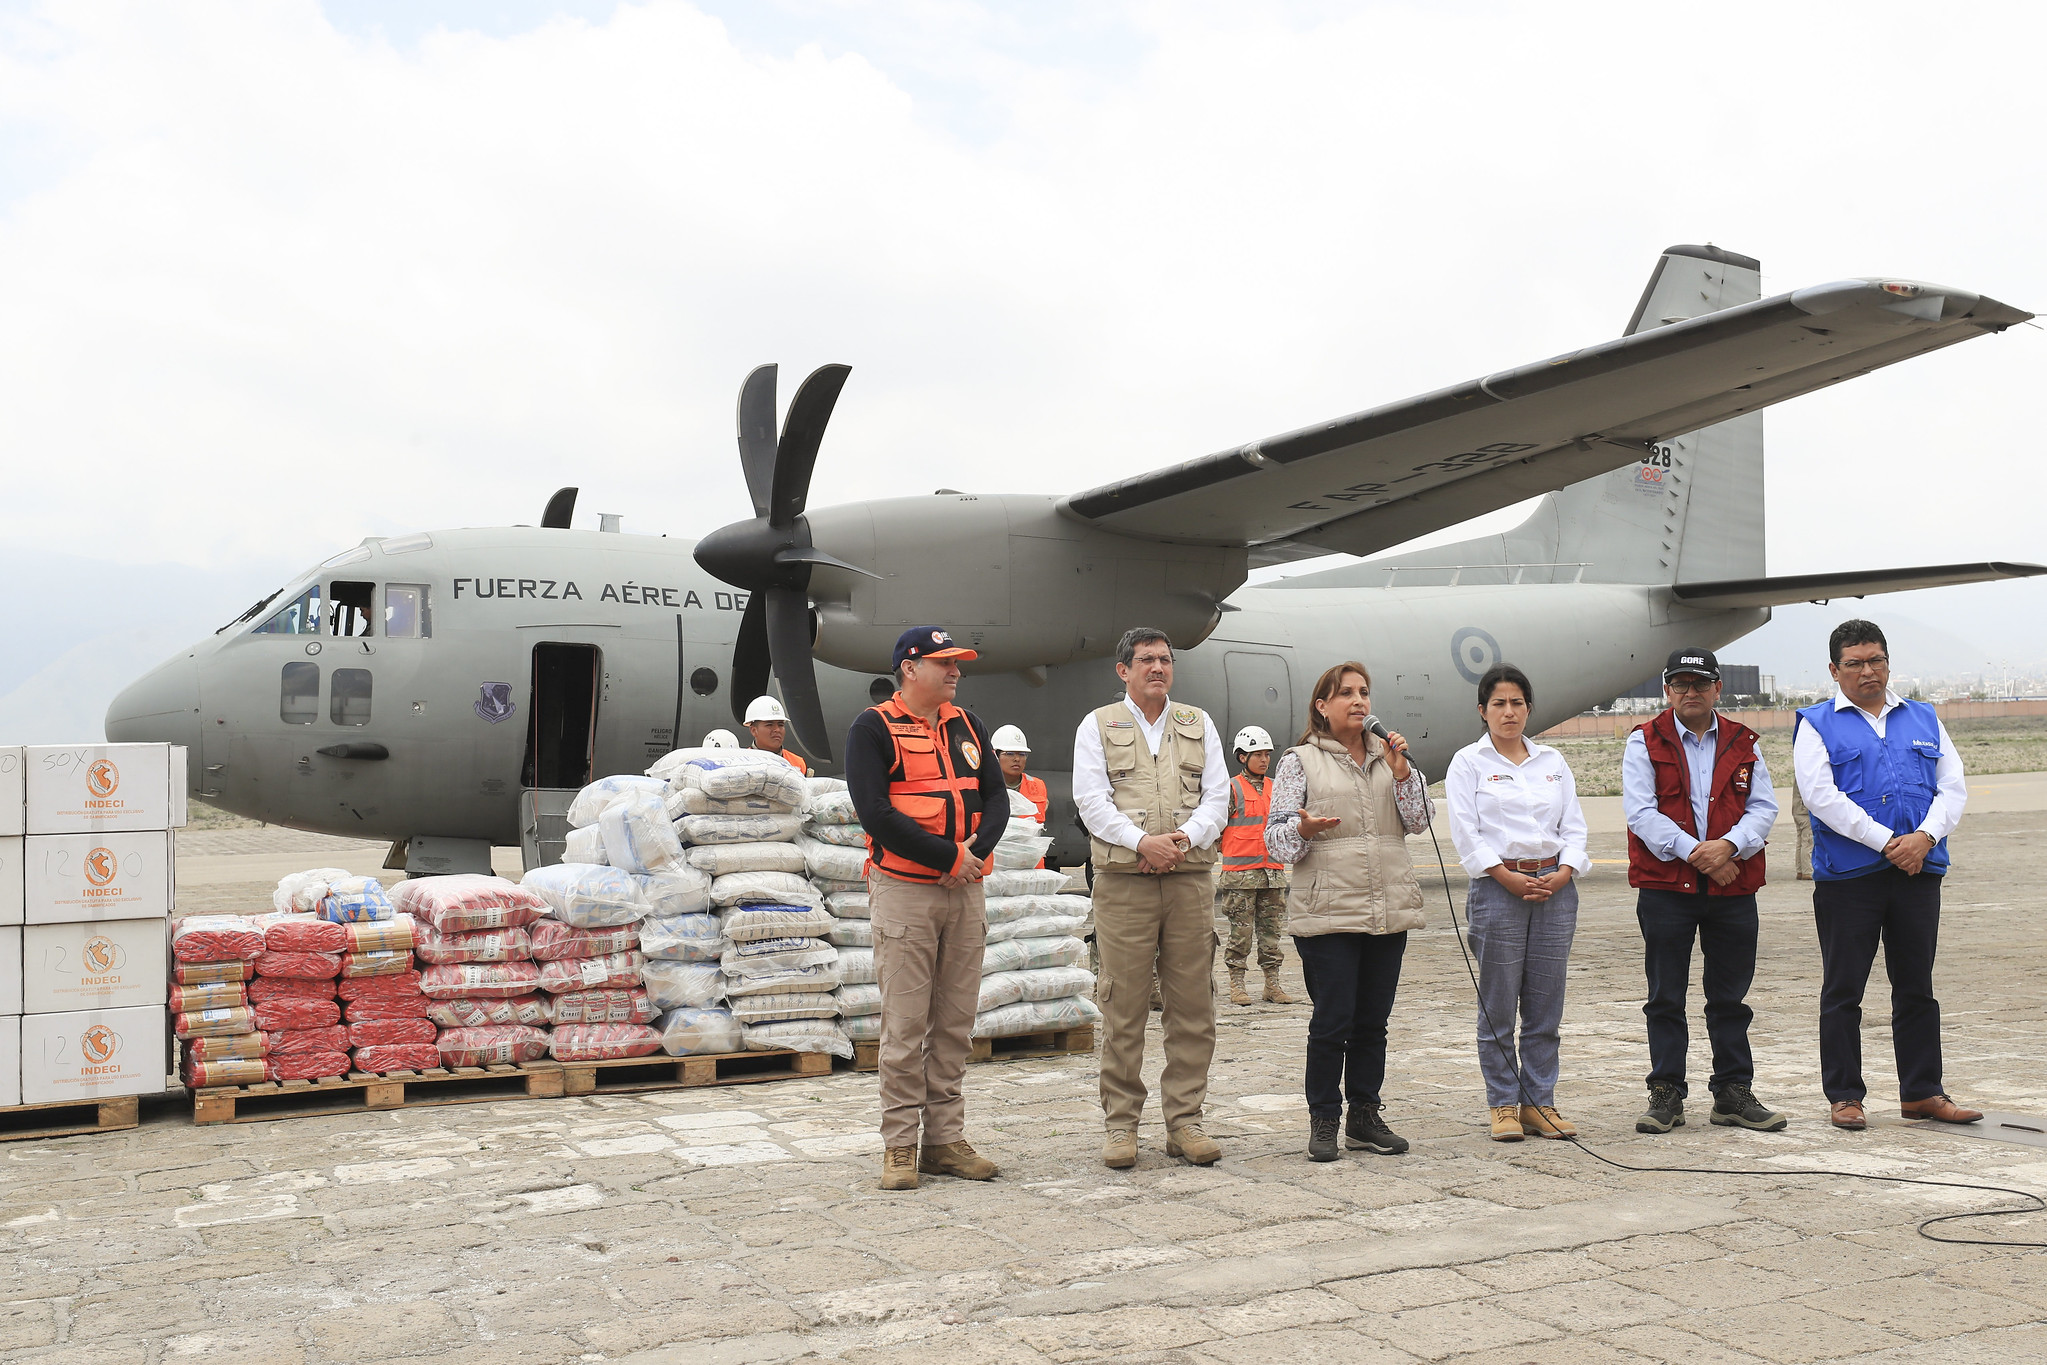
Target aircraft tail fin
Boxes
[1324,245,1768,589]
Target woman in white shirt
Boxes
[1445,663,1591,1143]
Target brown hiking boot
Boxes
[1102,1129,1138,1169]
[1165,1123,1222,1164]
[1228,971,1252,1006]
[919,1139,998,1181]
[1520,1104,1577,1139]
[881,1146,919,1191]
[1489,1105,1525,1142]
[1261,972,1294,1005]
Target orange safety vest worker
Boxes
[773,748,809,776]
[862,695,992,883]
[1219,772,1282,872]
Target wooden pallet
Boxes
[0,1094,141,1143]
[556,1048,832,1096]
[192,1063,564,1125]
[851,1024,1096,1073]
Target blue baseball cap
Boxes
[893,627,978,669]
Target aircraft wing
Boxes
[1670,562,2047,609]
[1059,280,2031,566]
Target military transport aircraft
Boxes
[106,245,2041,872]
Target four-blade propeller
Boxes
[693,363,874,762]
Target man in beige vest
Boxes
[1072,626,1231,1167]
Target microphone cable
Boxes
[1416,810,2045,1249]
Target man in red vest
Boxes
[1622,648,1784,1136]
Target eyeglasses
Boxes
[1666,679,1717,694]
[1837,656,1889,673]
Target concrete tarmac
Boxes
[6,786,2047,1363]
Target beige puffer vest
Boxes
[1283,733,1425,936]
[1088,700,1218,875]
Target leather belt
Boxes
[1501,858,1560,873]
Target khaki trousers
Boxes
[869,872,988,1150]
[1093,868,1217,1132]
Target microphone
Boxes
[1363,714,1390,741]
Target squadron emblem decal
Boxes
[474,683,517,725]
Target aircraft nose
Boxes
[105,651,202,752]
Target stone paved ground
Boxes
[8,813,2047,1364]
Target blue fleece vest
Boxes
[1794,697,1949,880]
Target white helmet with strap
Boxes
[1232,725,1274,755]
[989,723,1030,753]
[702,728,741,749]
[743,696,787,724]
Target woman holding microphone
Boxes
[1264,662,1434,1162]
[1445,663,1590,1142]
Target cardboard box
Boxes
[23,919,166,1013]
[25,743,179,835]
[0,1015,19,1107]
[20,1005,167,1104]
[0,835,20,926]
[23,832,173,925]
[0,927,18,1015]
[0,746,23,837]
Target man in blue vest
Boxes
[1793,619,1978,1131]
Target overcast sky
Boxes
[1,0,2043,738]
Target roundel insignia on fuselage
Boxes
[1450,626,1502,685]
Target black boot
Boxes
[1345,1103,1410,1155]
[1307,1114,1339,1162]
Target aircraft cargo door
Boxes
[523,643,600,790]
[1224,652,1294,753]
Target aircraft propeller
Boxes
[693,363,876,762]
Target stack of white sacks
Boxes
[828,783,1100,1043]
[548,751,849,1059]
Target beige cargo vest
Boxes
[1088,700,1218,875]
[1284,733,1425,936]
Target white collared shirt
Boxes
[1072,694,1230,852]
[1792,688,1968,852]
[1444,735,1592,879]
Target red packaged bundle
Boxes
[538,951,645,994]
[173,960,256,985]
[174,1007,255,1039]
[253,997,342,1031]
[528,919,639,961]
[436,1024,551,1066]
[426,994,552,1027]
[260,914,348,953]
[265,1051,350,1081]
[337,970,424,1000]
[265,1025,350,1054]
[185,1033,267,1062]
[392,875,546,934]
[352,1043,443,1073]
[172,916,264,963]
[248,974,337,1003]
[415,923,532,965]
[341,949,412,978]
[344,994,433,1021]
[549,988,656,1025]
[346,916,416,953]
[187,1057,268,1088]
[418,961,542,999]
[347,1018,436,1047]
[550,1023,662,1061]
[253,950,342,980]
[169,981,246,1012]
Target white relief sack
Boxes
[826,892,871,919]
[834,945,875,985]
[709,871,824,910]
[727,992,840,1023]
[983,914,1088,943]
[659,749,808,805]
[717,902,834,940]
[563,824,609,865]
[803,789,859,825]
[973,993,1101,1038]
[638,913,723,962]
[981,966,1095,1012]
[633,864,713,918]
[680,812,804,845]
[655,1006,744,1056]
[566,775,667,828]
[796,837,869,883]
[520,864,648,928]
[837,982,882,1017]
[980,935,1087,975]
[720,961,843,997]
[640,960,725,1010]
[599,792,685,874]
[982,868,1069,898]
[687,841,809,876]
[721,938,839,975]
[743,1017,852,1057]
[667,787,797,817]
[806,822,868,848]
[827,919,872,947]
[841,1012,880,1041]
[992,836,1054,869]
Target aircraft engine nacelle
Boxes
[803,494,1246,674]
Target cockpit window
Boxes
[328,581,376,637]
[253,586,322,635]
[384,584,430,639]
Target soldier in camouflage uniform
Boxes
[1217,726,1294,1006]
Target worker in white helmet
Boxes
[743,695,809,775]
[1218,724,1294,1006]
[702,728,741,749]
[991,724,1048,868]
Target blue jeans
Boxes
[1293,931,1408,1119]
[1636,888,1758,1099]
[1467,874,1577,1107]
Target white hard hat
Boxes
[990,724,1030,753]
[743,696,787,724]
[702,728,741,749]
[1233,725,1274,755]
